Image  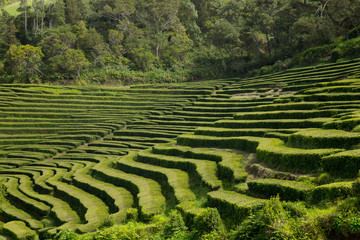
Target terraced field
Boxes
[1,58,360,239]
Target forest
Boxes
[0,0,360,84]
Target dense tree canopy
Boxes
[0,0,359,83]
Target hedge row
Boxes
[256,137,342,172]
[193,101,272,108]
[91,159,166,221]
[114,130,179,139]
[195,127,266,137]
[45,167,110,233]
[13,172,81,231]
[128,124,196,132]
[198,96,276,103]
[173,110,235,118]
[2,221,37,240]
[148,119,215,127]
[71,161,134,224]
[137,149,222,190]
[251,102,320,111]
[288,129,360,149]
[148,115,227,123]
[322,149,360,178]
[0,201,45,230]
[214,118,330,129]
[217,88,272,95]
[3,177,51,218]
[207,190,266,222]
[108,136,172,144]
[7,100,186,108]
[152,144,247,182]
[177,134,343,172]
[183,105,258,113]
[234,110,343,120]
[310,181,354,203]
[247,179,314,201]
[114,152,196,204]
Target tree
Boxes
[46,0,66,28]
[62,49,89,77]
[178,0,202,44]
[39,25,76,57]
[0,10,18,56]
[136,0,181,62]
[290,15,334,51]
[92,0,136,22]
[5,44,44,83]
[65,0,89,24]
[325,0,360,39]
[208,18,239,73]
[18,0,29,38]
[162,24,193,68]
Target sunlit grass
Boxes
[1,0,53,16]
[2,1,21,15]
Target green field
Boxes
[1,59,360,239]
[1,0,53,16]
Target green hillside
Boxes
[0,58,360,239]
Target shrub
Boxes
[53,229,78,240]
[247,179,313,201]
[191,208,223,238]
[163,210,188,239]
[316,173,334,185]
[321,150,360,178]
[310,182,354,203]
[125,208,138,222]
[230,196,293,240]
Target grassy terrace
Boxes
[1,59,360,238]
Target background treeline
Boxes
[0,0,360,84]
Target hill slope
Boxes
[1,59,360,239]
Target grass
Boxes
[1,0,54,16]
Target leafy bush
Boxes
[162,210,188,239]
[316,173,334,185]
[191,208,223,238]
[230,196,293,240]
[310,182,354,203]
[247,179,313,201]
[125,208,138,222]
[54,229,78,240]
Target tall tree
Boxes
[5,44,44,82]
[47,0,65,28]
[0,10,18,56]
[65,0,89,24]
[136,0,181,62]
[208,18,239,73]
[19,0,29,38]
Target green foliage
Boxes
[125,208,139,222]
[310,182,354,203]
[322,150,360,178]
[316,173,334,185]
[247,179,313,201]
[4,44,44,83]
[230,196,293,240]
[191,208,223,239]
[162,210,188,239]
[62,49,89,77]
[54,229,78,240]
[288,128,360,150]
[1,0,360,83]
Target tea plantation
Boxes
[1,59,360,239]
